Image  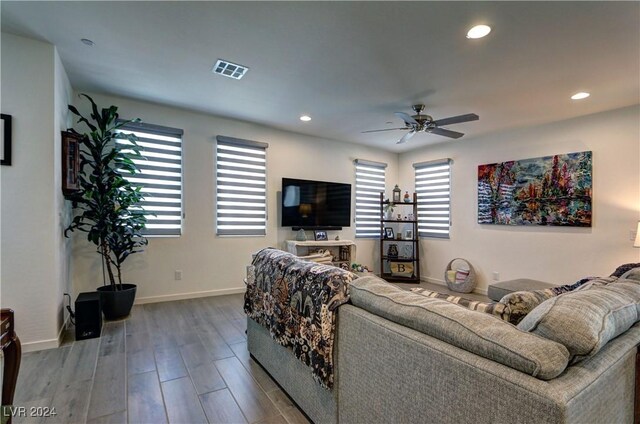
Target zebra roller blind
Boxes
[216,136,268,236]
[354,159,387,238]
[414,158,452,239]
[115,122,184,237]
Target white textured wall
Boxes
[54,47,73,331]
[399,105,640,291]
[0,34,72,349]
[71,92,398,301]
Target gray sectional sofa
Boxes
[247,262,640,424]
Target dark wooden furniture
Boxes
[379,192,420,283]
[1,308,21,424]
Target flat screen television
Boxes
[281,178,351,229]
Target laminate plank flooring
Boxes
[214,357,280,423]
[200,389,247,424]
[161,376,208,424]
[13,294,309,424]
[87,353,127,420]
[127,371,167,424]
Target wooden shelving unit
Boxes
[379,192,420,283]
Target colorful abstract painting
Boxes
[478,151,592,226]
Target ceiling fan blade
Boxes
[428,127,464,139]
[396,131,416,144]
[432,113,479,127]
[394,112,418,126]
[361,127,407,133]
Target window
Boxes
[215,136,268,236]
[116,122,184,236]
[354,159,387,238]
[414,159,452,239]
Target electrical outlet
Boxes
[492,271,500,281]
[174,270,182,281]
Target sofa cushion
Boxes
[517,283,640,363]
[349,276,569,380]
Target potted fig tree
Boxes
[65,94,149,319]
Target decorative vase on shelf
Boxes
[404,191,411,202]
[296,228,307,241]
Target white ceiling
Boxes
[2,1,639,152]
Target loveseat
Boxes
[246,252,640,424]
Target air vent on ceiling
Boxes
[212,59,248,80]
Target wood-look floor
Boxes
[14,294,309,424]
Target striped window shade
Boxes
[414,158,452,239]
[115,122,184,237]
[354,159,387,238]
[216,136,269,236]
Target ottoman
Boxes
[488,279,557,302]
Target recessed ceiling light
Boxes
[299,115,312,122]
[81,38,94,46]
[466,25,491,39]
[571,92,590,100]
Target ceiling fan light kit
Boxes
[363,104,479,144]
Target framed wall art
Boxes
[62,131,82,197]
[314,230,328,241]
[478,151,592,227]
[1,114,12,166]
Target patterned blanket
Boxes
[244,248,355,389]
[411,275,622,325]
[410,288,512,322]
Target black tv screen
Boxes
[281,178,351,229]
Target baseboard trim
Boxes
[134,287,246,305]
[23,310,71,353]
[421,277,488,295]
[23,337,59,353]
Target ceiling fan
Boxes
[363,104,479,144]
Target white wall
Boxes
[71,92,398,301]
[54,47,73,331]
[399,105,640,292]
[0,33,72,349]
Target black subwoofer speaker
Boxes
[75,292,102,340]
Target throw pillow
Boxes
[620,267,640,282]
[499,289,558,325]
[517,284,639,363]
[611,263,640,278]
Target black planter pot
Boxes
[96,284,137,320]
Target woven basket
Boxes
[444,258,476,293]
